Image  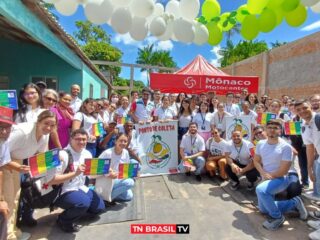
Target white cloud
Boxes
[300,20,320,31]
[113,33,141,46]
[140,71,149,84]
[210,45,222,67]
[155,40,174,51]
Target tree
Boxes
[74,21,110,44]
[219,40,268,67]
[225,23,241,43]
[112,77,145,96]
[271,41,287,49]
[136,44,177,85]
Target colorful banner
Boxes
[0,90,18,110]
[150,73,259,95]
[284,121,302,135]
[28,149,60,177]
[256,113,277,125]
[117,116,131,125]
[226,116,252,141]
[84,158,110,175]
[135,121,179,176]
[118,163,139,179]
[92,122,105,137]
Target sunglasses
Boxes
[45,96,57,103]
[255,131,263,135]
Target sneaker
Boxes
[230,181,240,191]
[195,175,202,182]
[247,182,255,191]
[57,219,81,233]
[308,220,320,230]
[302,191,320,201]
[262,215,285,231]
[293,196,308,220]
[185,171,191,176]
[310,210,320,220]
[309,229,320,240]
[19,232,31,240]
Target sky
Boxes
[53,0,320,85]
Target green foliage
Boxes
[270,41,287,49]
[219,40,268,67]
[74,21,110,44]
[112,77,145,96]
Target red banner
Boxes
[150,73,259,95]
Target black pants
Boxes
[225,161,260,183]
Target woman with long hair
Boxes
[42,89,58,109]
[153,95,176,122]
[209,97,219,113]
[49,92,73,149]
[72,98,98,156]
[192,102,213,142]
[176,93,186,109]
[14,83,44,123]
[114,95,131,127]
[245,93,259,111]
[211,102,232,138]
[178,98,193,141]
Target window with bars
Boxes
[31,76,58,90]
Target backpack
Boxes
[20,149,74,211]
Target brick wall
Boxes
[221,31,320,99]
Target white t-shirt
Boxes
[206,138,228,157]
[178,114,193,128]
[301,112,320,155]
[14,106,45,123]
[224,139,254,165]
[8,122,49,160]
[211,111,232,132]
[99,147,130,172]
[154,107,176,120]
[180,133,205,155]
[192,112,213,132]
[255,138,293,173]
[0,141,11,167]
[169,103,179,116]
[225,104,241,117]
[70,97,82,114]
[115,107,130,119]
[240,110,257,126]
[74,112,98,143]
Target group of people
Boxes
[0,81,320,239]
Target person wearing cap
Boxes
[0,107,15,240]
[70,84,82,114]
[35,81,47,94]
[130,88,154,124]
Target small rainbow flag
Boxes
[284,121,301,135]
[118,163,139,179]
[92,122,105,137]
[256,113,277,125]
[183,159,196,171]
[117,116,131,125]
[28,149,60,177]
[84,158,110,175]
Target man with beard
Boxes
[130,88,154,124]
[0,107,14,240]
[310,94,320,113]
[179,122,206,181]
[254,120,307,231]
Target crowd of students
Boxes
[0,81,320,239]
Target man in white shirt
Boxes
[225,92,241,117]
[240,101,258,127]
[254,120,307,231]
[130,88,154,124]
[225,130,259,191]
[179,122,206,181]
[152,89,162,109]
[70,84,82,114]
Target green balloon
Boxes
[282,0,299,12]
[259,8,277,33]
[218,12,234,32]
[272,7,284,26]
[247,0,269,14]
[202,0,221,22]
[241,15,259,40]
[285,4,307,27]
[206,22,223,45]
[236,4,249,23]
[267,0,285,8]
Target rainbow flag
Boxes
[116,116,131,125]
[118,163,139,179]
[183,159,196,171]
[92,122,105,137]
[256,113,277,125]
[284,121,301,135]
[84,158,110,175]
[28,149,60,177]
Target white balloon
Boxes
[173,18,195,43]
[193,22,209,45]
[110,0,132,7]
[44,0,60,3]
[165,0,181,19]
[54,0,79,16]
[146,3,165,24]
[84,0,114,24]
[130,0,154,18]
[111,8,133,34]
[130,17,148,41]
[311,1,320,12]
[301,0,320,7]
[179,0,200,21]
[157,20,173,41]
[150,16,167,36]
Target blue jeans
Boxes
[111,178,135,202]
[55,189,105,226]
[256,176,297,219]
[313,159,320,197]
[178,156,205,175]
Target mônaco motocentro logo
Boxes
[205,77,252,86]
[184,77,197,88]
